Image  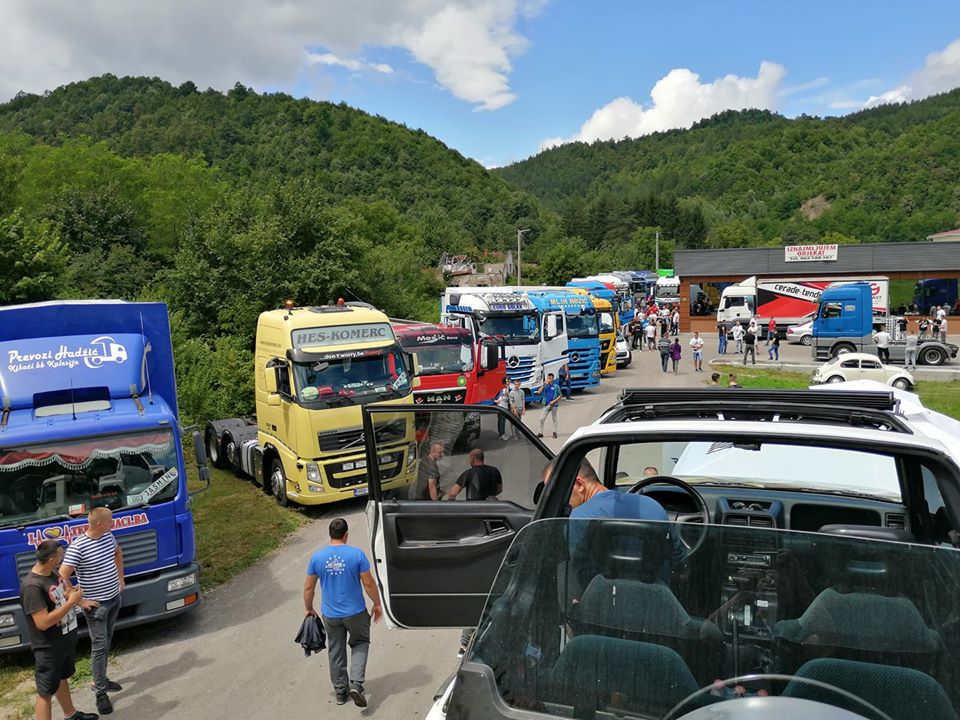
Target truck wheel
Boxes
[831,343,856,357]
[826,375,845,384]
[270,459,289,507]
[892,377,912,390]
[206,428,228,470]
[224,433,246,479]
[920,347,946,366]
[800,335,813,347]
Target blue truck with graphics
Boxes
[521,290,601,392]
[0,301,208,653]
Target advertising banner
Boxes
[784,244,839,262]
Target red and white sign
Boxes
[784,244,838,263]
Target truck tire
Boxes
[920,346,946,366]
[831,343,856,358]
[270,458,290,507]
[205,428,228,470]
[224,433,246,479]
[800,335,813,346]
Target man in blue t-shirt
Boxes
[304,518,383,707]
[537,372,562,438]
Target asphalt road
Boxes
[92,337,846,718]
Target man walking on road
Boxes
[494,377,510,440]
[717,321,728,355]
[537,373,561,438]
[645,321,656,350]
[304,518,383,708]
[60,507,123,716]
[743,327,757,365]
[21,540,98,720]
[689,332,704,372]
[508,378,526,438]
[732,322,744,354]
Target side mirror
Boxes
[191,431,211,493]
[264,360,280,395]
[404,351,419,377]
[545,314,561,339]
[482,342,498,371]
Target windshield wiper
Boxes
[9,514,76,531]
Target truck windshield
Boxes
[409,340,474,376]
[566,313,600,339]
[478,314,539,344]
[471,519,960,720]
[0,430,180,528]
[599,312,615,334]
[292,346,412,405]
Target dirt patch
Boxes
[799,194,831,220]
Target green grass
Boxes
[0,465,309,719]
[715,364,960,420]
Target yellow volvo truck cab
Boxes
[568,289,618,375]
[206,302,418,505]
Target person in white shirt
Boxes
[904,327,919,371]
[936,306,947,322]
[644,322,656,350]
[940,317,949,344]
[688,332,705,372]
[732,322,745,353]
[671,309,680,335]
[873,328,892,363]
[748,317,759,336]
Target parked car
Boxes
[811,352,914,389]
[360,388,960,720]
[615,331,632,367]
[786,318,814,345]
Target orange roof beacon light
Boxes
[284,299,296,317]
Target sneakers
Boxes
[536,432,543,438]
[350,685,368,708]
[335,691,349,705]
[65,711,99,720]
[106,680,123,692]
[96,692,113,715]
[552,432,558,438]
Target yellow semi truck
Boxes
[205,301,418,505]
[567,288,618,375]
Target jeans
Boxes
[323,610,371,693]
[905,348,917,370]
[671,358,679,373]
[735,339,743,353]
[768,345,779,360]
[743,346,756,365]
[718,335,727,354]
[559,377,572,399]
[497,412,507,438]
[539,404,559,435]
[84,594,121,695]
[878,347,890,362]
[693,350,702,370]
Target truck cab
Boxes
[361,388,960,720]
[521,290,601,392]
[591,275,635,325]
[653,275,681,307]
[207,302,418,505]
[567,288,618,375]
[716,277,757,324]
[0,301,204,653]
[441,289,566,403]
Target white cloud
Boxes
[305,52,393,75]
[865,37,960,108]
[0,0,543,110]
[780,76,829,97]
[541,61,785,150]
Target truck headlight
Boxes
[0,613,15,628]
[407,444,417,466]
[306,462,321,482]
[308,484,324,493]
[167,573,196,593]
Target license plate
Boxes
[353,486,369,496]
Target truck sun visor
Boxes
[0,333,148,410]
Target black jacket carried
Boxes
[295,614,326,656]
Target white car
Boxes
[785,319,813,346]
[615,332,632,367]
[811,352,914,389]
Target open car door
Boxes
[363,404,553,628]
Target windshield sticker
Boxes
[292,323,393,349]
[26,512,149,546]
[457,375,467,386]
[300,386,320,401]
[303,348,386,362]
[393,370,408,388]
[126,468,179,506]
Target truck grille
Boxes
[319,419,406,452]
[505,355,536,384]
[567,346,600,388]
[326,449,406,488]
[414,389,467,405]
[14,529,158,586]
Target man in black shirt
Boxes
[20,540,98,720]
[446,448,503,501]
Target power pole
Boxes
[655,230,660,273]
[517,228,530,285]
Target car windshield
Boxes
[405,340,474,375]
[478,313,540,344]
[292,346,412,405]
[615,440,901,501]
[566,313,600,339]
[600,312,615,333]
[0,430,180,528]
[470,519,960,720]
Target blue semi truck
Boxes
[523,290,601,392]
[0,301,208,653]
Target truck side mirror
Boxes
[482,342,498,371]
[191,430,211,493]
[545,314,560,339]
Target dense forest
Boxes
[498,91,960,251]
[3,75,960,423]
[0,76,558,423]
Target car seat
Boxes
[783,658,958,720]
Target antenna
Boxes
[70,379,77,421]
[140,313,154,405]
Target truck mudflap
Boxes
[0,562,201,654]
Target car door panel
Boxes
[363,404,553,628]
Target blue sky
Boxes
[3,1,960,167]
[289,1,960,166]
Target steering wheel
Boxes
[626,475,710,557]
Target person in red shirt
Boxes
[765,317,777,345]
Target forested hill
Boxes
[0,75,549,252]
[495,90,960,246]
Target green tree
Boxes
[538,236,588,285]
[0,211,67,304]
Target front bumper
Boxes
[0,562,201,654]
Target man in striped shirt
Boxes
[60,508,124,715]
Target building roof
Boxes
[927,228,960,240]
